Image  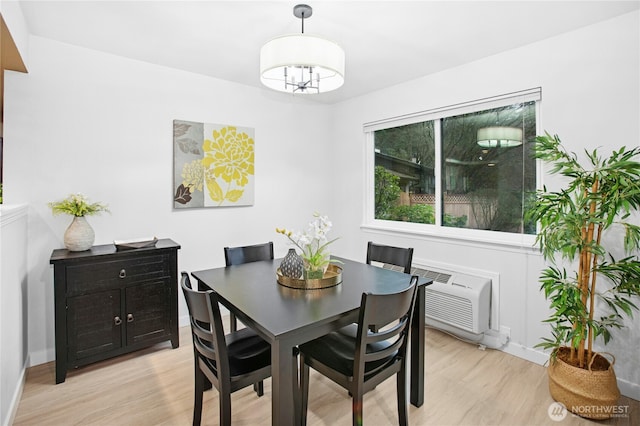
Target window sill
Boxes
[361,220,540,254]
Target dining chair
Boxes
[181,272,272,426]
[223,241,274,332]
[366,241,414,274]
[298,275,419,426]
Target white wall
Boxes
[329,10,639,398]
[3,35,334,366]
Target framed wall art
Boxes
[173,120,255,208]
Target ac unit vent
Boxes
[382,264,407,273]
[412,267,452,284]
[384,265,453,283]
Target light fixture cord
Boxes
[301,11,305,34]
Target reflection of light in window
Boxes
[477,126,523,148]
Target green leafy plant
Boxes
[374,166,401,219]
[527,132,640,369]
[391,204,435,224]
[443,213,467,228]
[49,193,109,217]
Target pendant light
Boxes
[260,4,345,94]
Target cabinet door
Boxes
[124,279,172,347]
[67,289,122,362]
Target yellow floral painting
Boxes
[173,120,255,208]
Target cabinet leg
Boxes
[56,364,66,384]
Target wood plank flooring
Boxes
[12,325,639,425]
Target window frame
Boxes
[363,88,542,249]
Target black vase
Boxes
[280,248,303,279]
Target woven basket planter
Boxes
[548,347,620,419]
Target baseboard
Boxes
[3,357,27,426]
[502,341,550,366]
[617,378,640,401]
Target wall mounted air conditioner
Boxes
[411,266,491,335]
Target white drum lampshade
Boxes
[260,34,345,93]
[477,126,523,148]
[259,4,345,94]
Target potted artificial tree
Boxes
[528,133,640,419]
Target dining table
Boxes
[191,256,432,426]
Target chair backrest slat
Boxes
[365,320,405,344]
[366,241,413,274]
[363,336,405,363]
[224,242,274,266]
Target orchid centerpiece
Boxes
[276,212,340,279]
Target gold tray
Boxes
[277,264,342,290]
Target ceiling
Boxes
[17,1,640,104]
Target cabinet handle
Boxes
[127,313,134,323]
[119,269,126,279]
[114,316,123,326]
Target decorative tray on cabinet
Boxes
[114,237,158,250]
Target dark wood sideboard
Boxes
[50,238,181,384]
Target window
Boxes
[366,88,540,236]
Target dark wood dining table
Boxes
[192,256,431,426]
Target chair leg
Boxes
[396,367,409,426]
[352,391,364,426]
[219,387,232,426]
[300,355,310,426]
[229,313,237,332]
[253,380,264,396]
[193,365,204,426]
[293,348,301,426]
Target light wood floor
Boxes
[13,325,639,425]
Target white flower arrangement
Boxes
[276,212,340,277]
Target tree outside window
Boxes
[373,101,537,235]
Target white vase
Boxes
[64,216,95,251]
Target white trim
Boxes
[0,204,28,228]
[502,342,550,366]
[363,87,542,132]
[3,358,27,426]
[361,221,540,253]
[365,132,376,224]
[434,119,443,226]
[618,378,640,401]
